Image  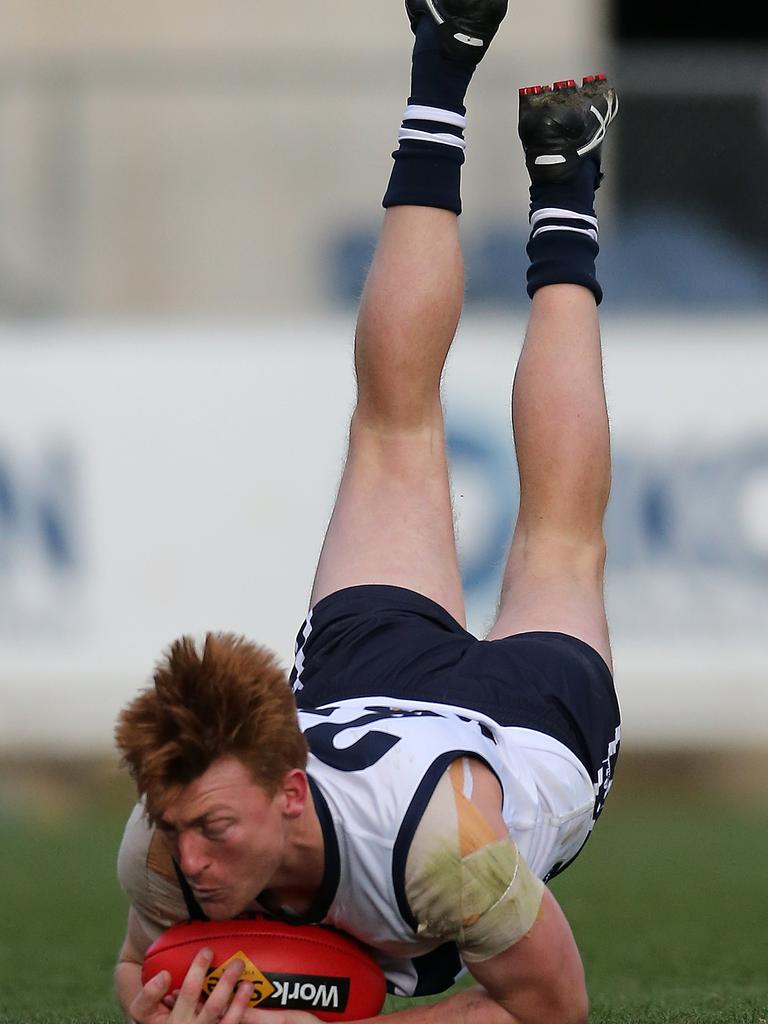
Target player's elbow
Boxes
[532,986,588,1024]
[568,986,589,1024]
[499,974,588,1024]
[558,980,589,1024]
[537,972,589,1024]
[558,967,589,1024]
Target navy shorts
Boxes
[290,585,621,815]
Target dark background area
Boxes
[333,5,768,310]
[605,2,768,308]
[611,4,768,43]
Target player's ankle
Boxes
[409,14,476,115]
[382,103,466,214]
[529,158,601,219]
[382,17,473,215]
[518,76,618,302]
[525,159,603,303]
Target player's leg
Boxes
[487,282,612,664]
[311,206,466,622]
[310,0,508,625]
[486,78,619,670]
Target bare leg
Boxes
[486,283,612,671]
[310,205,466,625]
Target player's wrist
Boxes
[114,959,144,1022]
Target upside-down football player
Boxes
[114,2,621,1022]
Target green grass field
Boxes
[1,761,766,1024]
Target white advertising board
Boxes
[1,316,766,750]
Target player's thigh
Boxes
[486,536,612,672]
[310,411,466,625]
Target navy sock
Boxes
[526,158,604,303]
[383,17,476,214]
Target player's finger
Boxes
[162,988,181,1009]
[219,980,253,1024]
[197,958,245,1022]
[129,969,172,1020]
[173,946,214,1017]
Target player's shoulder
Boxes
[117,802,188,941]
[420,756,507,860]
[117,802,177,886]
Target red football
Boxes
[142,918,387,1021]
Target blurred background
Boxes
[1,2,767,1020]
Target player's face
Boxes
[155,756,292,919]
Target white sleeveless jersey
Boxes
[296,697,594,996]
[118,696,595,999]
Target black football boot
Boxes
[518,74,619,184]
[405,0,509,64]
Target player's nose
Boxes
[177,831,211,878]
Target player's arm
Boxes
[382,758,587,1024]
[115,803,193,1020]
[265,897,586,1024]
[115,907,154,1021]
[294,896,585,1024]
[463,888,588,1024]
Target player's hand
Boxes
[129,947,254,1024]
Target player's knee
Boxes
[507,528,607,585]
[349,402,444,451]
[353,380,443,434]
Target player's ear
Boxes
[279,768,309,818]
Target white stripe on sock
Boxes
[398,127,467,150]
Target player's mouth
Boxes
[192,887,225,902]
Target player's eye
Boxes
[202,820,233,840]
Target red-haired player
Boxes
[115,3,619,1021]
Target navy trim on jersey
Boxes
[391,750,503,933]
[300,776,341,923]
[411,942,464,998]
[258,776,341,926]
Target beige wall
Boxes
[0,1,605,58]
[0,1,608,315]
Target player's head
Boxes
[115,632,308,822]
[116,633,310,916]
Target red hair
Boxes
[115,632,307,818]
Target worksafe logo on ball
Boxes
[205,952,350,1011]
[205,953,275,1006]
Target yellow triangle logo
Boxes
[204,951,275,1008]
